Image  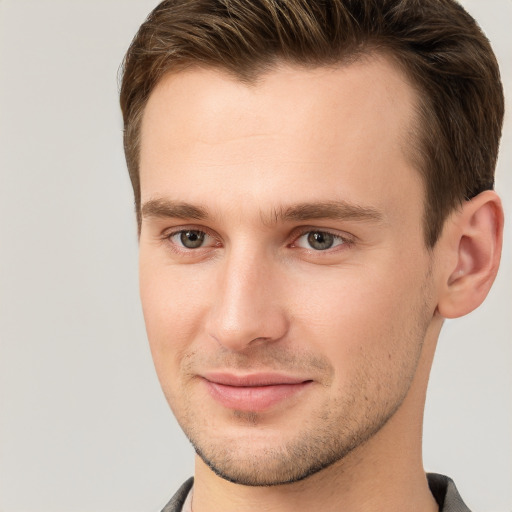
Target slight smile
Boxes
[201,373,314,412]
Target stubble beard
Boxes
[189,396,404,487]
[166,272,435,487]
[175,335,426,487]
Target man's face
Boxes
[138,57,439,485]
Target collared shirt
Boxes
[180,484,193,512]
[161,473,471,512]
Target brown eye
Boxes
[178,230,206,249]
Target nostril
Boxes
[249,336,271,344]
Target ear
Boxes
[436,190,504,319]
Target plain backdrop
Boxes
[0,1,510,511]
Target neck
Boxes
[192,426,437,512]
[191,321,442,512]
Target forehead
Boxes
[139,56,422,223]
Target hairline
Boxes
[129,48,440,246]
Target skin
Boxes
[137,56,502,512]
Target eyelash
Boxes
[291,229,352,251]
[161,226,353,254]
[163,228,219,254]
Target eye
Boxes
[295,230,346,251]
[170,229,208,249]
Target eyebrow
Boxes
[141,198,383,224]
[272,201,383,224]
[141,198,208,220]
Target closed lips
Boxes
[202,373,313,412]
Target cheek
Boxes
[139,257,211,374]
[287,261,430,371]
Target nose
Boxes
[205,250,289,352]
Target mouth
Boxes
[201,372,313,412]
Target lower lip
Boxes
[204,380,312,412]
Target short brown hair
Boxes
[119,0,504,246]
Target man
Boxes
[119,1,504,510]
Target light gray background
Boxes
[0,1,510,511]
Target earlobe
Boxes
[437,190,503,319]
